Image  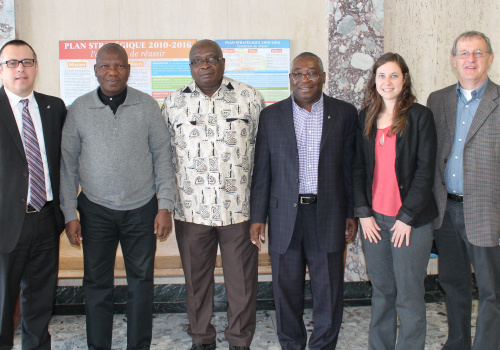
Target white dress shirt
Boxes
[4,88,54,202]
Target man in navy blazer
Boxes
[250,52,358,350]
[0,40,66,349]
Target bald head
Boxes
[189,40,223,61]
[97,43,128,63]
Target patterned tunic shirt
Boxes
[162,76,266,226]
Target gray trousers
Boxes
[362,211,433,350]
[434,199,500,350]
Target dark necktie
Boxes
[21,99,46,211]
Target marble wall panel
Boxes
[0,0,15,46]
[328,0,384,282]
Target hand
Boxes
[359,216,382,243]
[154,209,173,240]
[250,223,266,250]
[391,220,412,247]
[345,218,358,242]
[65,219,82,247]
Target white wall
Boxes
[384,0,500,102]
[15,0,328,97]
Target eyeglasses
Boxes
[290,72,320,82]
[190,57,223,67]
[0,59,36,68]
[455,50,489,59]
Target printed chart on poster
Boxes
[59,40,196,106]
[216,40,290,104]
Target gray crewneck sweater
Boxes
[60,86,175,223]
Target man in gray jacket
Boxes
[429,31,500,350]
[60,43,175,350]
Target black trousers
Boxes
[269,203,344,350]
[78,193,158,350]
[0,203,59,350]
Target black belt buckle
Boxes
[26,204,37,213]
[26,201,52,213]
[299,194,317,205]
[447,193,464,203]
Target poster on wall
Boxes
[59,39,290,106]
[216,40,290,104]
[59,39,196,106]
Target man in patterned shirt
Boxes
[162,39,266,350]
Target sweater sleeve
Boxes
[59,104,82,223]
[147,97,175,211]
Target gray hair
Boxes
[451,31,493,56]
[291,52,324,72]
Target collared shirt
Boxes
[97,87,127,114]
[445,79,488,194]
[162,76,266,226]
[292,93,323,194]
[4,88,53,202]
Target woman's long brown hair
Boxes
[362,52,416,139]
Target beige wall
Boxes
[384,0,500,103]
[15,0,328,98]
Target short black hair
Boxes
[96,43,128,61]
[0,39,38,62]
[291,52,324,72]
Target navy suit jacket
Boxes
[250,93,357,254]
[0,87,66,253]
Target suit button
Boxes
[23,172,28,177]
[21,198,26,203]
[293,203,297,207]
[296,179,299,183]
[399,185,403,189]
[296,155,299,159]
[442,181,446,185]
[444,158,447,163]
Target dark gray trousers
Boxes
[362,211,433,350]
[434,198,500,350]
[270,203,344,350]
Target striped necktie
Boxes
[21,99,46,212]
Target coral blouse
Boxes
[372,126,402,216]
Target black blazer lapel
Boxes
[34,92,56,181]
[0,87,26,160]
[279,96,299,151]
[320,94,340,150]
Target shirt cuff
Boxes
[158,198,174,211]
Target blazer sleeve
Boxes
[343,105,357,219]
[396,107,437,225]
[352,110,373,218]
[250,109,271,224]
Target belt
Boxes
[26,201,53,213]
[447,193,463,203]
[299,194,317,205]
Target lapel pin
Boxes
[47,105,51,109]
[328,115,331,119]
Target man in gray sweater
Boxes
[60,43,175,350]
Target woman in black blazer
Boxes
[352,53,438,350]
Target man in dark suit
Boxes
[250,52,358,350]
[0,40,66,350]
[428,30,500,350]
